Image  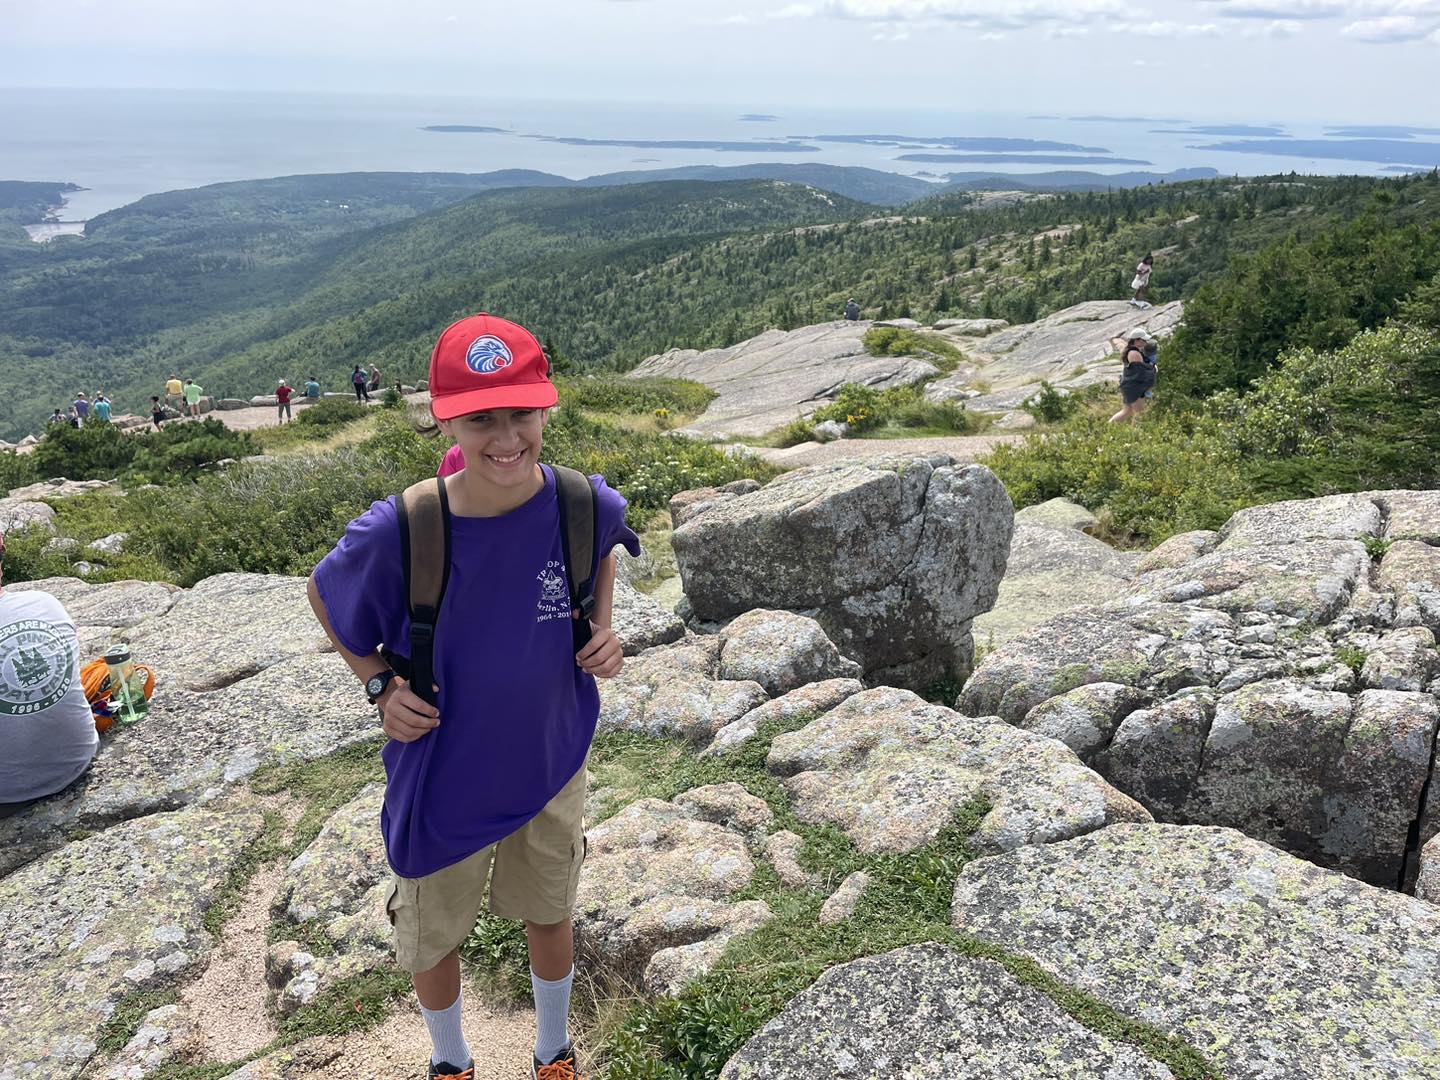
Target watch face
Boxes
[366,674,385,697]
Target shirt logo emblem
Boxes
[465,335,514,375]
[0,619,77,716]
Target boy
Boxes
[307,313,638,1080]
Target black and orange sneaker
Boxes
[427,1061,473,1080]
[534,1042,583,1080]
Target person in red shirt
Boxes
[276,379,295,424]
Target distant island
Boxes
[1194,138,1440,167]
[809,134,1112,153]
[901,153,1152,166]
[1327,125,1440,139]
[1153,125,1288,137]
[1070,115,1186,124]
[940,167,1219,192]
[738,114,780,122]
[526,136,819,153]
[422,125,508,134]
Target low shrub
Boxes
[984,413,1252,546]
[1025,381,1079,424]
[0,449,38,496]
[26,417,255,486]
[862,327,967,372]
[558,376,717,417]
[808,383,976,438]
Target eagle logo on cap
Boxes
[465,335,514,375]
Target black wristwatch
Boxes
[366,669,398,705]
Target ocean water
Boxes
[0,87,1414,222]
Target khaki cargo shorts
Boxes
[384,760,588,975]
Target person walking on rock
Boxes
[844,297,861,321]
[275,379,295,424]
[308,313,639,1080]
[183,378,204,418]
[0,528,98,816]
[1130,255,1154,308]
[352,365,370,403]
[1109,329,1157,423]
[150,396,166,430]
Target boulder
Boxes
[610,580,685,655]
[88,531,128,556]
[214,399,250,410]
[703,678,864,759]
[811,419,848,441]
[1012,497,1097,532]
[575,795,773,994]
[717,609,862,696]
[1417,832,1440,903]
[1018,681,1151,761]
[1369,488,1440,544]
[0,804,266,1078]
[1096,691,1216,821]
[1214,493,1382,548]
[0,496,57,533]
[98,1002,201,1080]
[721,944,1176,1080]
[951,824,1440,1080]
[673,458,1013,688]
[669,479,763,529]
[973,518,1138,648]
[629,322,938,438]
[816,871,869,925]
[1379,541,1440,632]
[598,637,768,743]
[767,687,1149,856]
[6,478,113,501]
[1360,626,1439,691]
[1133,529,1217,573]
[8,577,182,635]
[933,317,1009,335]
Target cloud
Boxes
[1342,14,1436,40]
[1194,0,1346,18]
[1131,21,1222,36]
[785,0,1124,32]
[1239,18,1303,35]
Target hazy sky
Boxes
[3,0,1438,121]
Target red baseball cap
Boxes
[428,313,557,421]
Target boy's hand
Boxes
[577,625,623,679]
[378,677,441,742]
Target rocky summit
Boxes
[959,489,1440,891]
[671,455,1013,688]
[7,482,1440,1079]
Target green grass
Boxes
[449,718,1225,1080]
[863,326,968,373]
[559,376,717,416]
[95,989,180,1054]
[249,738,386,856]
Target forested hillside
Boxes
[3,168,1439,440]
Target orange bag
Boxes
[81,658,156,732]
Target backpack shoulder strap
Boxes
[551,465,599,622]
[395,477,450,705]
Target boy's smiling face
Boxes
[439,407,548,491]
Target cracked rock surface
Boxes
[951,824,1440,1080]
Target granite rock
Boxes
[952,824,1440,1080]
[611,580,686,656]
[717,609,861,696]
[721,944,1175,1080]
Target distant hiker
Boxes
[183,379,204,418]
[165,374,184,409]
[48,409,66,427]
[72,392,89,421]
[307,314,639,1080]
[151,396,166,430]
[368,364,382,393]
[304,375,322,402]
[275,379,296,423]
[844,298,861,321]
[351,366,370,403]
[1130,255,1154,307]
[0,527,99,815]
[93,395,112,423]
[1109,328,1157,424]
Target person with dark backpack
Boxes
[307,313,638,1080]
[352,365,371,402]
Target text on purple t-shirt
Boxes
[314,466,640,878]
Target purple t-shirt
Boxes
[314,466,639,878]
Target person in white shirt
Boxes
[0,527,97,813]
[1131,254,1155,307]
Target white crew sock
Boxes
[419,992,472,1068]
[531,965,575,1063]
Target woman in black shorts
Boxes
[1109,331,1156,423]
